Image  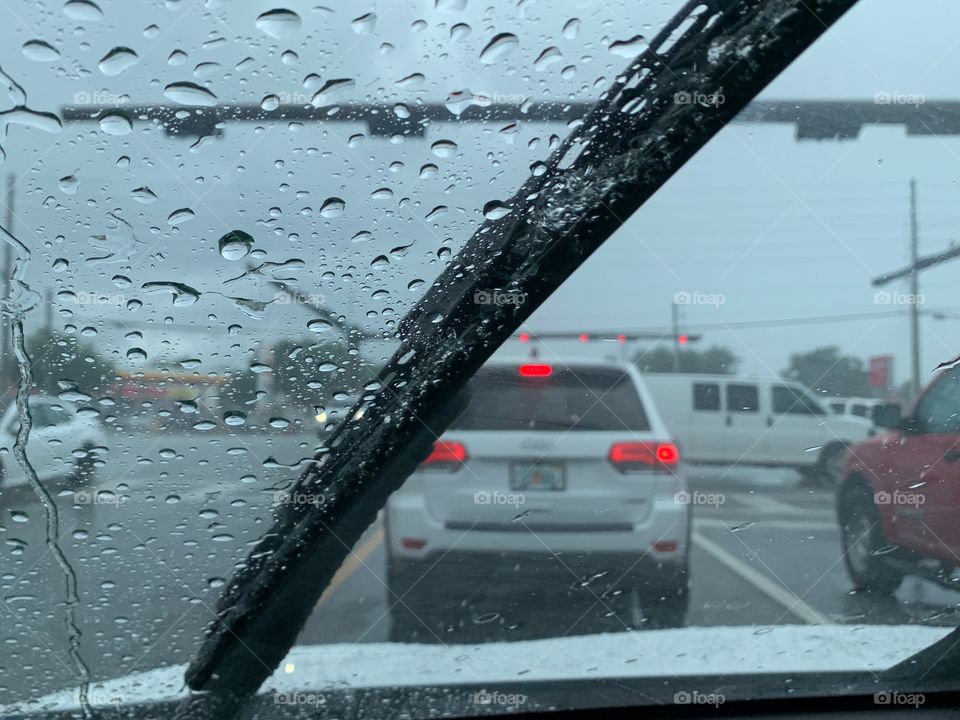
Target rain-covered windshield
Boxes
[4,0,960,717]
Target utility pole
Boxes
[671,300,681,372]
[1,175,12,395]
[909,179,921,398]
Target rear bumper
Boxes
[385,486,690,563]
[387,550,688,602]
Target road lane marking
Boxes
[315,526,385,608]
[734,493,808,516]
[692,530,832,625]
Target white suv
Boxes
[0,395,104,489]
[385,358,690,640]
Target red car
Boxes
[839,366,960,593]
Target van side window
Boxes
[726,384,759,413]
[772,385,826,415]
[693,383,720,411]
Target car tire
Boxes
[839,479,904,594]
[816,442,848,487]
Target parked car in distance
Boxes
[839,366,960,593]
[0,395,105,488]
[827,396,881,421]
[385,357,690,639]
[640,374,873,485]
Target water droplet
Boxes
[22,40,60,63]
[58,173,79,195]
[165,494,180,505]
[218,230,254,260]
[407,278,425,291]
[126,348,147,362]
[193,420,217,431]
[53,258,69,272]
[281,50,298,65]
[163,82,218,107]
[256,8,302,39]
[260,94,280,111]
[436,0,467,10]
[99,113,132,136]
[131,186,157,204]
[9,510,28,523]
[98,47,138,76]
[168,49,187,66]
[419,163,438,179]
[563,18,580,39]
[609,35,648,58]
[370,187,393,201]
[370,255,389,269]
[431,139,457,158]
[319,197,345,218]
[268,417,289,429]
[307,319,333,333]
[63,0,103,21]
[351,12,376,35]
[450,23,470,40]
[167,208,195,226]
[533,46,562,71]
[395,73,425,89]
[483,200,512,220]
[480,33,518,64]
[223,411,246,426]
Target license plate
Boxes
[510,462,566,491]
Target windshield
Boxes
[3,0,960,717]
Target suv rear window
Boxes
[449,367,650,432]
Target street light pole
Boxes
[909,179,921,398]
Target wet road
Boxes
[1,436,958,707]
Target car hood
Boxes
[3,624,951,715]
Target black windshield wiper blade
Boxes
[174,1,861,717]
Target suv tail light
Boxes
[421,440,467,471]
[609,441,680,473]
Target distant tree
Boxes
[26,327,116,396]
[783,346,871,397]
[633,345,739,374]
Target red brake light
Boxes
[609,442,680,472]
[422,440,467,469]
[656,443,680,464]
[519,363,553,377]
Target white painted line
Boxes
[696,518,837,532]
[692,530,833,625]
[734,493,808,516]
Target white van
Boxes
[827,396,881,421]
[640,374,873,485]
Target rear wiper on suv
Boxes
[174,1,861,717]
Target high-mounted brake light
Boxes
[519,363,553,377]
[609,441,680,472]
[422,440,467,469]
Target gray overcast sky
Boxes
[1,0,959,387]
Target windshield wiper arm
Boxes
[174,2,861,717]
